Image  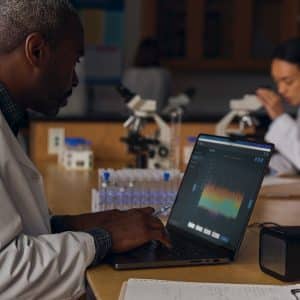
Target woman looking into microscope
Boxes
[257,38,300,175]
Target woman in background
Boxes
[257,38,300,174]
[122,38,172,113]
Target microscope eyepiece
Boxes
[116,84,136,102]
[184,87,196,99]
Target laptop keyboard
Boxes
[136,238,214,259]
[171,233,215,256]
[170,243,209,258]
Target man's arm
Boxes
[0,232,95,300]
[0,207,169,299]
[0,169,170,300]
[51,207,171,254]
[0,179,95,300]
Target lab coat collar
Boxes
[0,110,40,175]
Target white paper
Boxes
[122,279,300,300]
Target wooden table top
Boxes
[37,161,300,300]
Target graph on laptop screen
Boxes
[168,135,272,250]
[198,183,243,219]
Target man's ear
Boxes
[24,32,50,67]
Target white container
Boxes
[59,137,93,170]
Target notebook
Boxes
[109,134,274,270]
[119,279,300,300]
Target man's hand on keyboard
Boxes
[55,207,171,253]
[100,207,172,253]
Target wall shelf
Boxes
[141,0,300,71]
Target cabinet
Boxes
[72,0,124,85]
[71,0,125,114]
[141,0,300,71]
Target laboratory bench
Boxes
[35,159,300,300]
[30,119,300,299]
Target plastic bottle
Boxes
[169,108,183,169]
[108,172,117,210]
[140,170,149,208]
[119,169,129,210]
[99,171,110,211]
[154,171,164,210]
[112,171,122,210]
[127,180,134,210]
[163,171,171,204]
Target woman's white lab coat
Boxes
[0,111,95,300]
[266,109,300,174]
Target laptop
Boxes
[109,134,274,270]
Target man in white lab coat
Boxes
[257,38,300,175]
[0,1,170,299]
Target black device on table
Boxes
[108,134,274,270]
[260,225,300,282]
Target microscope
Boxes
[216,94,263,137]
[162,88,195,115]
[117,85,172,169]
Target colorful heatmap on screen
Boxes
[198,184,243,219]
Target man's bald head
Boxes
[0,0,80,54]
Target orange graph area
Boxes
[199,184,243,219]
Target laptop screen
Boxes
[168,134,273,251]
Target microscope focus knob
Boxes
[158,146,169,158]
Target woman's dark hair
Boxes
[134,38,161,67]
[273,38,300,66]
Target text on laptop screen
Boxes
[168,135,272,251]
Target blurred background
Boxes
[51,0,300,122]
